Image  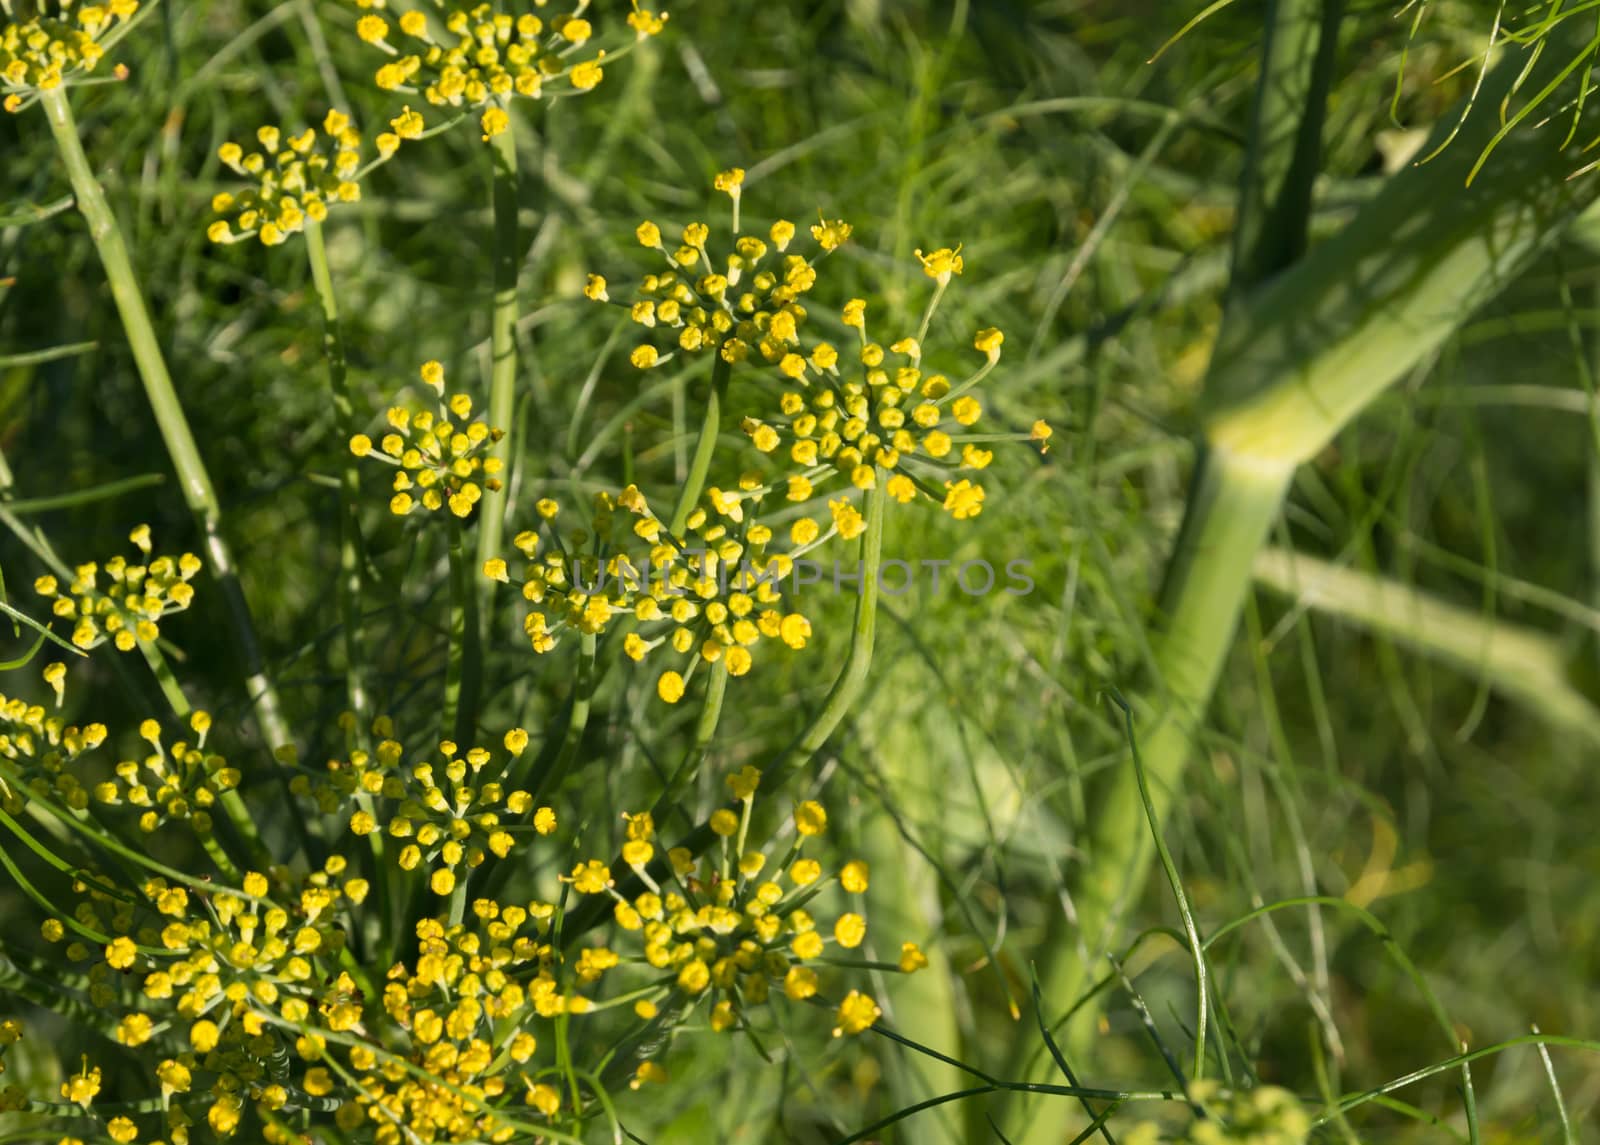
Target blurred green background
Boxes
[3,0,1598,1139]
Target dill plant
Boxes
[5,0,1600,1143]
[0,4,1071,1142]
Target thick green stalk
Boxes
[476,122,520,580]
[304,220,369,728]
[1013,20,1600,1136]
[1252,546,1600,741]
[443,523,483,748]
[1227,0,1342,296]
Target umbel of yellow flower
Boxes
[595,171,851,372]
[33,524,201,652]
[207,109,410,245]
[350,361,506,518]
[0,1,140,114]
[320,727,556,889]
[741,280,1019,526]
[488,482,814,701]
[350,0,668,144]
[566,789,919,1070]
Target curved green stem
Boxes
[650,666,727,827]
[38,85,308,857]
[669,355,731,535]
[764,474,887,792]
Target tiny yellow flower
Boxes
[916,245,964,282]
[390,105,425,140]
[899,942,930,973]
[657,669,685,703]
[833,990,882,1036]
[840,860,869,893]
[481,106,510,140]
[795,800,827,836]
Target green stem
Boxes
[1227,0,1343,298]
[476,119,520,581]
[471,634,595,907]
[669,355,731,535]
[447,871,467,928]
[1063,446,1288,1028]
[650,666,726,827]
[305,219,369,729]
[1012,20,1600,1129]
[306,220,390,945]
[137,637,269,869]
[443,523,483,748]
[764,474,887,792]
[530,631,596,803]
[38,86,309,858]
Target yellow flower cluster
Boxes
[0,670,241,843]
[351,0,668,141]
[0,665,108,813]
[587,174,1049,529]
[208,109,413,246]
[33,860,366,1140]
[592,180,850,371]
[572,777,927,1084]
[0,1,139,112]
[0,1018,21,1108]
[1124,1081,1310,1145]
[485,481,813,703]
[32,524,200,651]
[80,710,244,837]
[317,727,557,896]
[741,275,1010,525]
[350,361,506,518]
[361,910,588,1137]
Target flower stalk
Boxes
[443,522,483,748]
[304,218,369,728]
[39,88,292,756]
[476,119,521,590]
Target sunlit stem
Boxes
[477,117,521,589]
[764,473,887,792]
[914,277,948,346]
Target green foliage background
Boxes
[3,0,1598,1139]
